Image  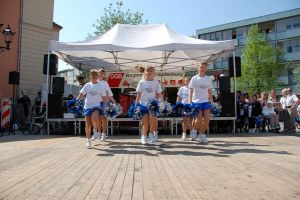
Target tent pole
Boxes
[232,51,237,134]
[46,51,50,135]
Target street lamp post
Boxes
[0,23,16,53]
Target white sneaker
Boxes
[91,132,99,141]
[85,139,91,148]
[182,133,187,140]
[100,133,106,141]
[196,135,203,143]
[147,133,154,142]
[141,135,147,145]
[201,134,208,144]
[190,130,197,141]
[151,134,158,143]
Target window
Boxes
[293,23,300,29]
[294,45,300,52]
[215,32,222,41]
[286,25,292,30]
[287,46,293,53]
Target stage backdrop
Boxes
[106,71,184,88]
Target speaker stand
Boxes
[8,84,27,135]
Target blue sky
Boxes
[54,0,300,70]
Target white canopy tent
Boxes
[48,23,235,72]
[46,24,237,133]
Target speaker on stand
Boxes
[8,71,25,134]
[229,56,241,77]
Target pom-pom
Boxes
[172,102,184,117]
[160,101,173,117]
[211,102,222,117]
[147,99,160,117]
[103,102,123,120]
[66,98,83,116]
[128,103,148,120]
[184,103,199,117]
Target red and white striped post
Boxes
[1,98,12,128]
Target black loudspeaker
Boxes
[229,56,241,77]
[43,54,58,75]
[219,76,230,92]
[52,77,65,94]
[219,92,235,117]
[8,71,20,85]
[48,93,63,118]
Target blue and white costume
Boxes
[188,75,212,110]
[136,79,162,115]
[80,82,106,116]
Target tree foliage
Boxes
[292,63,300,90]
[88,1,148,38]
[236,24,284,95]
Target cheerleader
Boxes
[136,66,163,144]
[176,77,192,140]
[91,68,117,141]
[188,62,213,144]
[76,69,106,148]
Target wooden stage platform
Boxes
[0,133,299,200]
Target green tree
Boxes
[236,24,284,95]
[292,63,300,90]
[88,1,148,38]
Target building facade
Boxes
[196,8,300,92]
[0,0,61,101]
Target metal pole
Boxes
[232,51,237,134]
[46,51,50,135]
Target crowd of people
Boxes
[235,88,300,134]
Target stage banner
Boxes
[106,72,184,88]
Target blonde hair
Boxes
[200,61,208,66]
[98,68,105,73]
[184,76,191,80]
[135,66,155,74]
[89,69,99,76]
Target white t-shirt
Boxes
[262,106,275,116]
[136,79,162,106]
[188,75,212,103]
[80,82,106,109]
[98,80,113,96]
[280,96,287,109]
[177,86,190,104]
[286,94,299,107]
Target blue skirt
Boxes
[83,106,103,117]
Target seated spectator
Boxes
[262,101,279,133]
[248,94,262,133]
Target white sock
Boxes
[86,138,90,141]
[93,129,97,135]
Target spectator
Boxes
[34,92,42,116]
[285,87,299,132]
[248,94,262,133]
[259,92,267,107]
[236,94,248,133]
[262,101,279,133]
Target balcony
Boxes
[277,28,300,40]
[233,39,238,46]
[284,52,300,61]
[267,33,276,41]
